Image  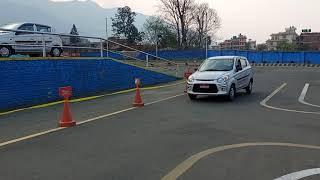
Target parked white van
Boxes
[0,23,63,57]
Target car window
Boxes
[240,59,247,69]
[16,24,34,35]
[36,25,51,33]
[236,59,242,69]
[199,59,234,72]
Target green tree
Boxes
[277,41,297,51]
[159,0,195,49]
[143,16,178,48]
[70,24,80,45]
[193,3,221,48]
[257,43,267,51]
[111,6,142,44]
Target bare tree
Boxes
[193,3,221,48]
[158,0,195,49]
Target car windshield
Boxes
[199,59,234,72]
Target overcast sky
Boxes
[53,0,319,43]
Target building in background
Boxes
[297,29,320,51]
[247,39,257,50]
[219,34,247,50]
[219,34,256,50]
[266,26,298,50]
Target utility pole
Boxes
[205,12,208,59]
[156,28,158,59]
[105,17,109,57]
[106,17,108,38]
[206,36,208,59]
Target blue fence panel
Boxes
[108,52,125,60]
[81,52,100,57]
[247,51,263,63]
[282,52,303,63]
[0,59,176,111]
[235,51,248,58]
[208,50,221,57]
[221,50,236,56]
[136,52,147,60]
[81,50,320,64]
[262,52,282,63]
[80,52,124,59]
[305,52,320,64]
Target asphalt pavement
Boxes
[0,67,320,180]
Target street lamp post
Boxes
[206,36,208,59]
[156,34,162,59]
[106,17,109,58]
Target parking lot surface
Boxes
[0,67,320,180]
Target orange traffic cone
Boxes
[59,99,76,127]
[133,83,144,107]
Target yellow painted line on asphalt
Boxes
[0,81,184,116]
[0,93,185,148]
[161,142,320,180]
[260,83,320,114]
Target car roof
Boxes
[207,56,246,60]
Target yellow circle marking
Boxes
[161,142,320,180]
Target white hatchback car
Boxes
[0,22,63,57]
[187,56,254,101]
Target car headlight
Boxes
[217,75,230,84]
[188,76,195,83]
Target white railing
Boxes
[0,28,180,77]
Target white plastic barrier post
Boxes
[106,41,109,58]
[176,64,179,77]
[146,54,149,67]
[100,39,104,57]
[42,34,46,57]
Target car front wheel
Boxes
[0,46,13,57]
[245,80,253,94]
[228,85,236,101]
[50,47,62,57]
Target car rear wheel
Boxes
[50,47,62,57]
[188,94,197,100]
[245,80,253,94]
[0,46,13,58]
[228,85,236,101]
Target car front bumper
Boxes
[186,82,230,96]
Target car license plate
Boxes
[199,85,210,89]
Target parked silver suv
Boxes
[0,22,63,57]
[187,56,254,101]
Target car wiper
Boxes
[216,69,232,71]
[201,69,220,71]
[201,69,230,72]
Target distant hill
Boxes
[0,0,148,38]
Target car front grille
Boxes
[193,84,218,93]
